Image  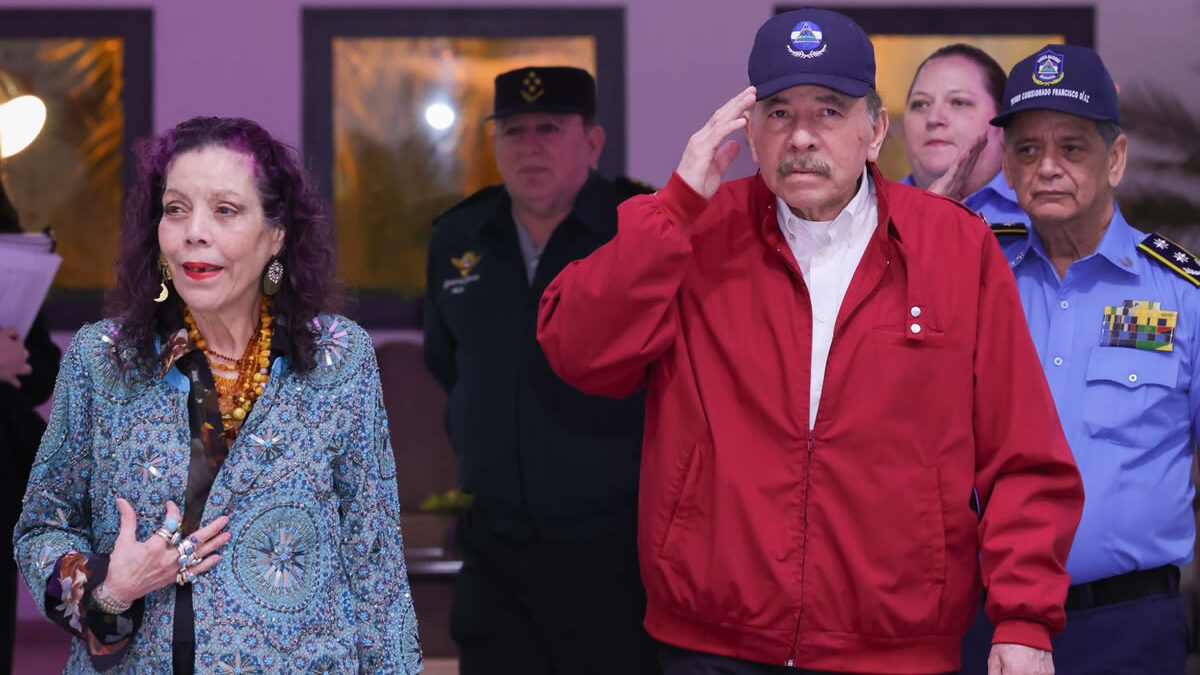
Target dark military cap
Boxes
[489,66,597,119]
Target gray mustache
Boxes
[777,156,832,179]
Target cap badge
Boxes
[1033,49,1065,86]
[520,70,544,103]
[787,21,827,59]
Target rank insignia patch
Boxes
[989,221,1028,236]
[451,251,482,278]
[1101,300,1177,352]
[1138,233,1200,287]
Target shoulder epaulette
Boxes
[988,221,1029,236]
[1137,232,1200,287]
[613,176,658,198]
[432,185,503,226]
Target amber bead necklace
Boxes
[183,298,274,431]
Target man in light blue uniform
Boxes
[962,43,1194,675]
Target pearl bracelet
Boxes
[90,583,133,615]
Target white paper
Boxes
[0,237,61,340]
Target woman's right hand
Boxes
[102,498,231,604]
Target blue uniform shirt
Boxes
[901,170,1028,227]
[997,208,1200,584]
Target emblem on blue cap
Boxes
[1033,49,1065,86]
[787,21,827,59]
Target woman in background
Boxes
[0,175,61,675]
[902,43,1028,226]
[13,116,422,673]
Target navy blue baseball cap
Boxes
[990,44,1119,126]
[748,8,876,100]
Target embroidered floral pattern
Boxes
[310,316,349,367]
[246,433,284,462]
[133,447,167,482]
[251,524,310,590]
[215,652,259,674]
[91,325,146,392]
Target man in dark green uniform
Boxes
[423,66,658,675]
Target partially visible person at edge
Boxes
[959,44,1194,675]
[0,177,61,675]
[423,66,658,675]
[537,8,1083,675]
[13,116,422,674]
[901,43,1028,228]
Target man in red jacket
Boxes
[537,8,1084,675]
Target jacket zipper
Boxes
[771,235,812,667]
[785,430,815,667]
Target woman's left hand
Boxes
[102,499,231,604]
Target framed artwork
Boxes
[0,9,153,329]
[775,6,1094,181]
[302,8,625,327]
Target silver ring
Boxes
[154,528,180,546]
[175,569,196,586]
[175,539,196,557]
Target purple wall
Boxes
[1,0,1197,185]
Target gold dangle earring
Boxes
[154,255,171,303]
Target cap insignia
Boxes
[520,70,544,103]
[1033,49,1065,86]
[787,21,827,59]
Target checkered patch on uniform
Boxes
[1101,300,1177,352]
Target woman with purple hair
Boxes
[12,117,423,673]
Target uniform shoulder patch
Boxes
[613,176,658,198]
[1137,233,1200,288]
[432,185,503,226]
[988,221,1029,236]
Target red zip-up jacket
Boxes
[537,165,1084,673]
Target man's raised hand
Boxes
[675,86,758,198]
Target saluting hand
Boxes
[927,131,989,201]
[675,86,758,199]
[988,643,1054,675]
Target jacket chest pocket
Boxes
[1083,346,1184,448]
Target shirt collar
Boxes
[1020,204,1141,275]
[966,170,1020,208]
[1093,206,1141,274]
[776,168,873,251]
[899,171,1018,206]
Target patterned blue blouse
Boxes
[13,315,423,673]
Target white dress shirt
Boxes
[775,170,877,428]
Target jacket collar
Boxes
[755,163,897,244]
[753,163,928,342]
[481,170,614,237]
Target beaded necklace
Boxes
[183,298,274,435]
